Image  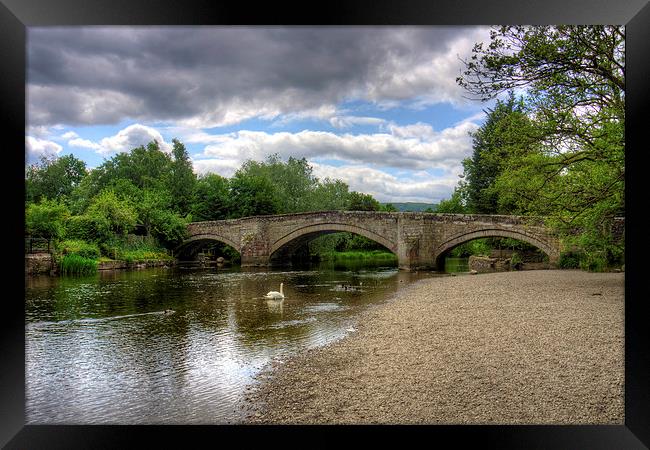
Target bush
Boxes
[58,239,101,259]
[86,189,138,237]
[98,234,172,262]
[450,238,492,257]
[579,251,608,272]
[59,254,98,276]
[559,252,581,269]
[65,215,103,241]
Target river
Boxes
[25,258,467,424]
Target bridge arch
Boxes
[269,223,397,261]
[434,228,557,268]
[176,233,241,260]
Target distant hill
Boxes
[383,202,438,212]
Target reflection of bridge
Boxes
[178,211,564,271]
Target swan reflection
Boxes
[266,298,284,314]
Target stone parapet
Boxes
[180,212,568,271]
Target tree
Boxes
[82,141,173,198]
[457,25,625,267]
[191,173,230,221]
[436,189,468,214]
[307,178,350,211]
[347,191,381,211]
[228,174,280,218]
[135,188,173,237]
[26,154,87,203]
[25,198,70,239]
[86,189,138,238]
[168,139,196,215]
[462,93,538,214]
[236,154,318,213]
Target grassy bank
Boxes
[52,235,173,276]
[59,254,98,275]
[317,250,397,262]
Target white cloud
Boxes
[192,158,241,178]
[65,124,172,155]
[190,115,482,203]
[329,115,387,129]
[60,131,79,139]
[198,119,479,172]
[25,136,62,159]
[387,122,437,139]
[68,137,102,151]
[311,163,459,203]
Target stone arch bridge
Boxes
[178,211,565,271]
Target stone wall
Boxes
[25,253,54,275]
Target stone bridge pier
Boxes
[180,211,565,271]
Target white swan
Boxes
[265,282,285,299]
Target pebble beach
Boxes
[242,269,625,425]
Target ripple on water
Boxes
[303,303,348,313]
[25,266,433,424]
[262,316,318,330]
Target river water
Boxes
[25,258,467,424]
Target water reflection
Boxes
[26,263,437,424]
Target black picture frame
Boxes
[2,0,648,447]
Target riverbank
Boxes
[243,270,624,424]
[25,253,174,276]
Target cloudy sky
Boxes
[26,26,497,204]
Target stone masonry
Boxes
[181,211,566,271]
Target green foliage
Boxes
[462,94,538,214]
[78,141,173,202]
[307,178,350,211]
[559,252,581,269]
[200,242,241,263]
[449,239,492,257]
[26,139,393,265]
[58,239,101,259]
[59,254,98,276]
[169,139,197,215]
[436,189,468,213]
[347,191,381,211]
[100,234,173,262]
[191,173,230,221]
[149,210,190,248]
[25,154,87,204]
[309,232,387,256]
[456,25,625,270]
[25,198,70,239]
[86,190,138,238]
[579,253,607,272]
[235,155,317,213]
[318,249,397,262]
[228,174,281,217]
[497,237,539,252]
[64,215,103,241]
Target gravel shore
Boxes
[242,269,624,424]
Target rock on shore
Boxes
[243,270,624,424]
